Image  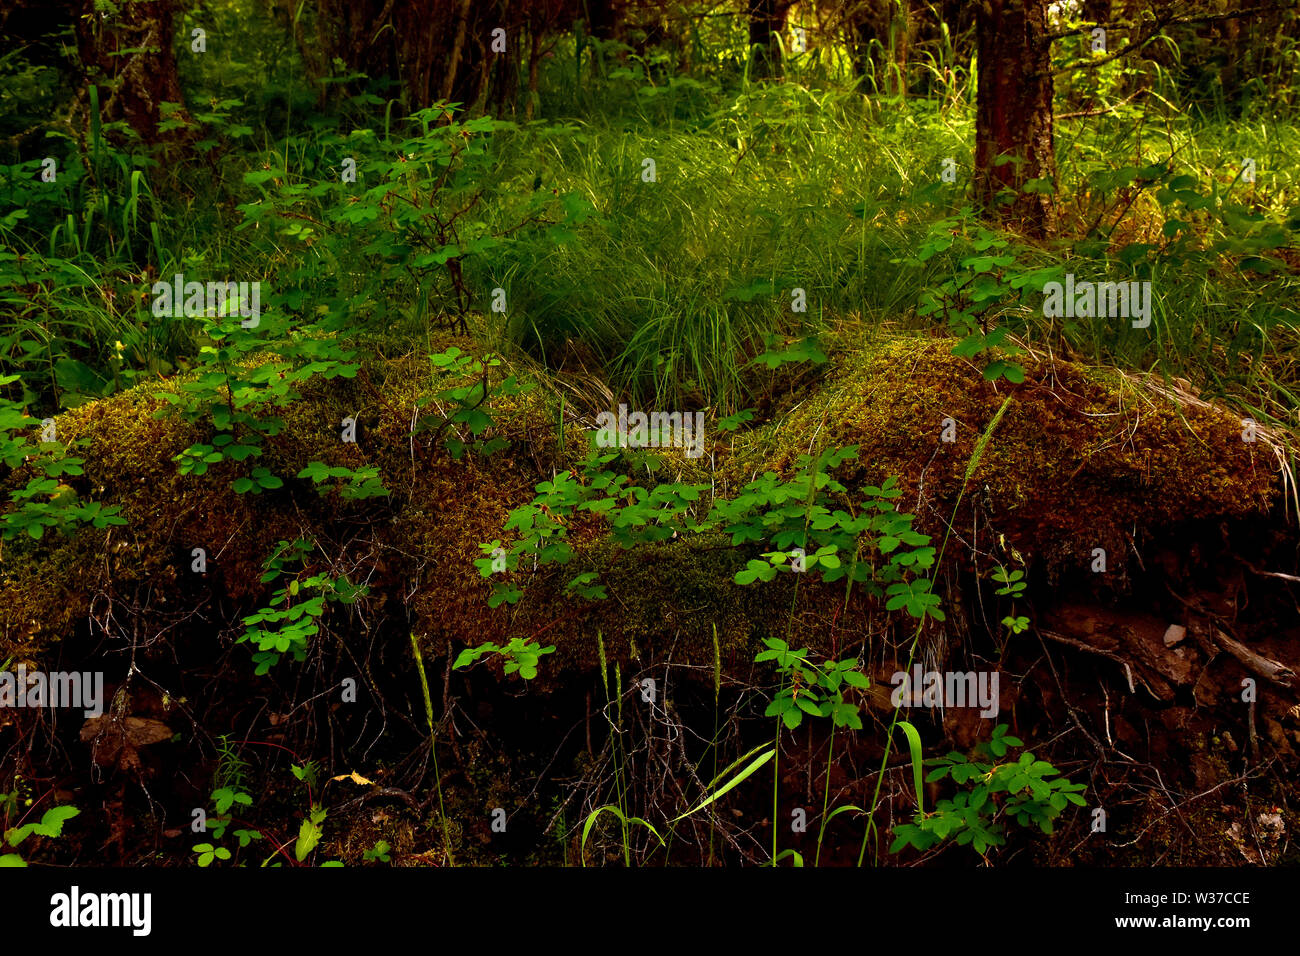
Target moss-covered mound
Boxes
[725,336,1278,572]
[0,334,1284,673]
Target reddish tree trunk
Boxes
[974,0,1057,238]
[66,0,189,144]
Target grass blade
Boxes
[670,746,774,823]
[895,720,925,815]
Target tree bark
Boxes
[315,0,550,115]
[441,0,474,101]
[72,0,188,144]
[889,0,914,95]
[525,27,543,120]
[974,0,1057,238]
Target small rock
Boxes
[1163,624,1186,647]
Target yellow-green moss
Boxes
[722,336,1277,572]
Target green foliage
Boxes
[717,408,755,432]
[290,761,320,791]
[754,637,870,732]
[896,211,1045,384]
[669,744,777,824]
[417,347,533,459]
[481,442,941,627]
[294,805,327,862]
[890,724,1087,857]
[0,6,1274,872]
[992,566,1030,635]
[724,459,940,623]
[192,842,232,867]
[1,803,80,867]
[154,308,359,496]
[578,743,776,867]
[235,103,592,341]
[453,637,556,681]
[0,126,181,410]
[195,745,350,868]
[746,334,828,370]
[296,461,388,500]
[992,566,1025,597]
[0,374,126,540]
[751,636,873,866]
[580,804,665,867]
[238,538,368,674]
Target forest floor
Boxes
[4,323,1298,867]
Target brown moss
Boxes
[0,334,1285,674]
[0,337,558,661]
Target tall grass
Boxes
[4,7,1298,431]
[458,48,1300,426]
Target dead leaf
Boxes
[80,715,172,771]
[330,770,374,786]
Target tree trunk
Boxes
[974,0,1057,238]
[441,0,474,101]
[72,0,188,144]
[314,0,522,115]
[524,27,543,120]
[888,0,914,95]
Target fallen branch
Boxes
[1198,624,1296,689]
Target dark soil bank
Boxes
[3,334,1297,866]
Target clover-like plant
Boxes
[992,565,1030,635]
[453,637,555,680]
[890,724,1087,857]
[754,636,876,864]
[238,538,368,673]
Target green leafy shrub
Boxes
[890,724,1087,857]
[155,311,359,495]
[417,347,533,459]
[1,803,79,867]
[453,637,556,680]
[0,374,127,540]
[238,538,368,674]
